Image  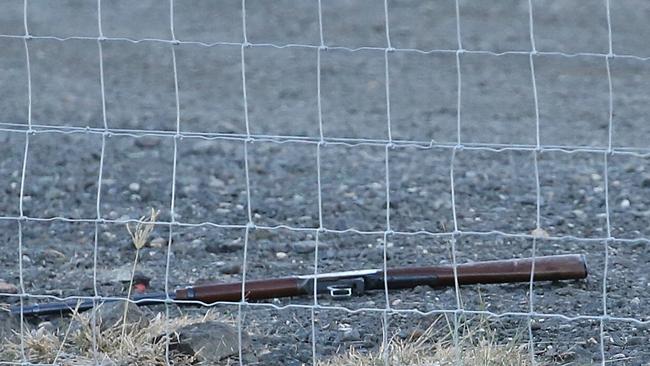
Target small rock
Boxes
[642,175,650,188]
[340,329,361,342]
[530,320,541,330]
[96,301,148,332]
[626,336,645,346]
[465,171,478,180]
[241,353,259,364]
[620,199,631,209]
[45,188,64,200]
[531,227,550,239]
[276,252,288,260]
[220,262,241,275]
[0,279,18,294]
[103,231,117,241]
[206,242,242,255]
[170,321,250,363]
[38,321,56,333]
[209,177,225,188]
[269,241,289,252]
[98,265,153,284]
[128,182,140,192]
[571,209,586,218]
[41,248,66,263]
[291,240,329,254]
[179,239,206,256]
[149,237,166,248]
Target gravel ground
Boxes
[1,1,650,365]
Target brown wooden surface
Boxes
[386,254,587,286]
[175,277,303,302]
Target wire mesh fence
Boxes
[0,0,649,364]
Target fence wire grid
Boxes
[1,0,649,365]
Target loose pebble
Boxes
[220,262,242,275]
[149,237,166,248]
[0,280,18,294]
[531,227,550,238]
[128,182,140,192]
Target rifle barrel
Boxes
[10,292,171,316]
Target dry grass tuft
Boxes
[2,310,533,365]
[319,314,531,366]
[126,208,160,251]
[122,208,159,350]
[1,310,223,365]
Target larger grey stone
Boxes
[0,311,20,344]
[96,301,148,332]
[171,321,250,363]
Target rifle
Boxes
[11,254,587,317]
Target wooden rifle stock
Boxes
[12,254,586,316]
[175,277,304,302]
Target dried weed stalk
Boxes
[121,208,159,353]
